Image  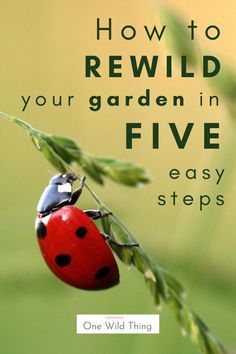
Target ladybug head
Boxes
[49,173,77,186]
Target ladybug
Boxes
[35,173,137,290]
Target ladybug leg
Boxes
[85,210,112,220]
[68,176,86,205]
[101,232,139,248]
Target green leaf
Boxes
[161,6,199,66]
[162,269,186,299]
[40,134,151,186]
[145,276,161,307]
[210,62,236,120]
[0,111,150,186]
[37,138,68,172]
[45,135,82,164]
[160,9,235,121]
[110,223,133,265]
[93,156,150,186]
[211,62,236,103]
[80,154,105,184]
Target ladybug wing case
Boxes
[36,206,119,290]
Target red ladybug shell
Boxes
[35,206,119,290]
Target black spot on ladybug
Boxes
[36,221,47,239]
[55,254,71,267]
[95,266,111,280]
[75,227,87,239]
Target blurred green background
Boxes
[0,1,235,353]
